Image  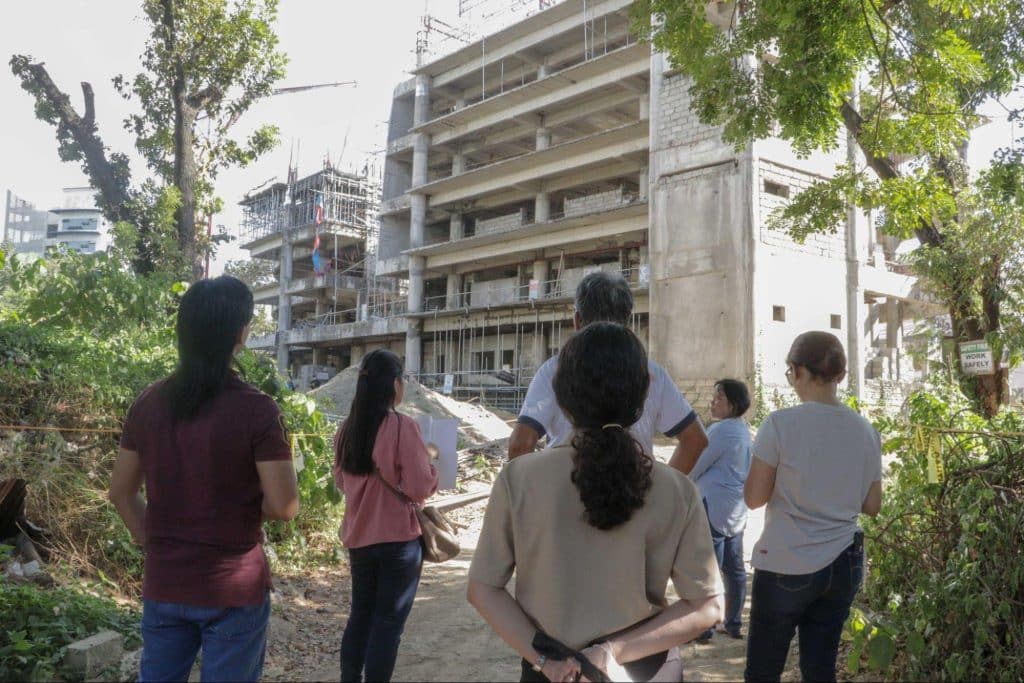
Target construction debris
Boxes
[312,366,512,445]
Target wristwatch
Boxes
[532,654,547,673]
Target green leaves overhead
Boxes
[638,0,1024,416]
[114,0,287,218]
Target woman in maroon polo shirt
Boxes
[334,349,438,682]
[109,276,298,683]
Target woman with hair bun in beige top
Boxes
[744,331,883,683]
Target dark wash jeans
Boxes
[745,538,864,683]
[341,538,423,683]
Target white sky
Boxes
[1,1,1021,276]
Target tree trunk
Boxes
[10,58,155,275]
[163,0,202,280]
[173,97,201,279]
[839,98,1008,416]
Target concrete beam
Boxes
[427,211,647,270]
[421,122,648,208]
[423,0,633,89]
[420,44,650,146]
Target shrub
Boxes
[0,579,140,681]
[847,388,1024,680]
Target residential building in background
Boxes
[3,187,113,258]
[246,0,946,410]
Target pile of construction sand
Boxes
[311,366,513,445]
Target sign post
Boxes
[960,340,994,376]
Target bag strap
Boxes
[374,467,416,508]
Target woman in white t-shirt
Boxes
[743,332,883,683]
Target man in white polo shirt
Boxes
[508,271,708,469]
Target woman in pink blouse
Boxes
[334,350,438,682]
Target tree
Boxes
[224,257,277,288]
[10,0,286,278]
[638,0,1024,416]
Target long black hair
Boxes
[335,349,403,475]
[553,322,653,530]
[165,276,254,420]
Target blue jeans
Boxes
[700,500,747,639]
[744,538,864,682]
[341,538,423,682]
[139,593,269,682]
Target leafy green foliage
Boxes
[113,0,287,217]
[0,582,140,682]
[237,352,342,543]
[636,0,1024,415]
[849,387,1024,680]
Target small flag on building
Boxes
[312,232,322,274]
[314,194,324,225]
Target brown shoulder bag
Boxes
[374,468,460,563]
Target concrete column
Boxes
[536,127,551,150]
[446,272,463,309]
[454,96,467,110]
[449,212,463,240]
[532,259,549,298]
[410,194,427,249]
[886,297,902,380]
[532,324,549,370]
[312,346,324,367]
[638,164,649,202]
[451,150,465,175]
[538,63,550,79]
[350,344,366,368]
[413,74,431,126]
[405,255,426,374]
[534,192,550,223]
[844,80,868,398]
[638,94,650,121]
[275,230,293,373]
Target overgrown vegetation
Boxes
[0,245,339,594]
[0,578,140,682]
[844,384,1024,680]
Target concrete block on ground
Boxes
[64,630,123,679]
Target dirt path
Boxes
[265,439,811,682]
[265,499,803,682]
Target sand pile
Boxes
[311,366,512,445]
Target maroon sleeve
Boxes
[399,416,439,503]
[251,395,293,463]
[119,394,142,451]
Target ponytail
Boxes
[553,322,653,530]
[570,426,653,530]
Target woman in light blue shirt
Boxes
[685,379,752,642]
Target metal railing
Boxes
[290,298,410,331]
[418,267,650,313]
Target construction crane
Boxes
[271,80,357,96]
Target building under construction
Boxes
[241,164,407,387]
[248,0,943,411]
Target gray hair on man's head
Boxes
[574,271,633,326]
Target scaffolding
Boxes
[239,159,405,332]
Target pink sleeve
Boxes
[398,416,439,503]
[333,424,345,490]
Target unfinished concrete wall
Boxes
[475,210,526,236]
[648,56,756,400]
[564,188,629,217]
